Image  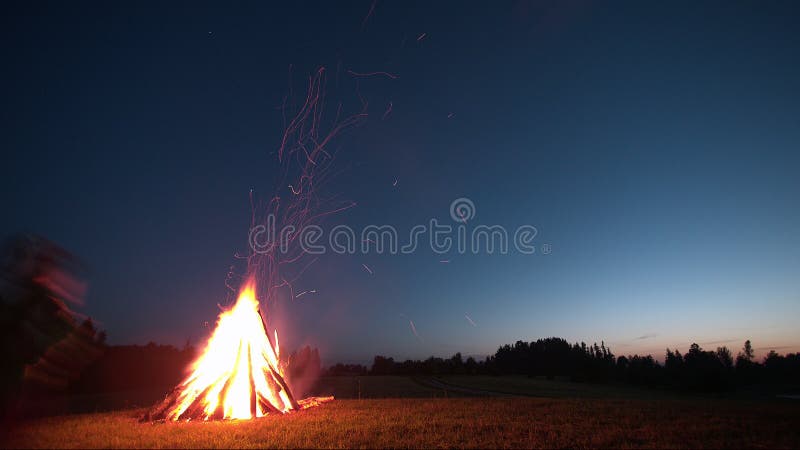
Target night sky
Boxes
[2,1,799,364]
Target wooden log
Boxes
[256,308,300,410]
[177,383,215,421]
[297,396,335,409]
[209,372,235,419]
[209,341,244,419]
[267,363,300,410]
[257,393,281,415]
[247,344,257,418]
[262,368,287,411]
[140,385,183,422]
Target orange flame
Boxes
[167,278,295,420]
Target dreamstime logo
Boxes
[450,197,476,222]
[248,197,550,256]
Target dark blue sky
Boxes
[2,1,799,363]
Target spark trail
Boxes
[382,101,393,120]
[361,0,377,29]
[409,320,422,342]
[243,66,366,308]
[464,314,477,327]
[347,69,399,80]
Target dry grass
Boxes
[3,397,799,449]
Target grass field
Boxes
[4,396,800,448]
[437,375,675,398]
[4,377,799,448]
[313,375,670,399]
[312,376,445,398]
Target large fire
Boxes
[144,66,357,422]
[144,278,331,421]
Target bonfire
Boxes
[144,67,360,422]
[143,278,332,421]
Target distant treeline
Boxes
[71,342,196,394]
[325,337,800,392]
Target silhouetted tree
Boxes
[464,356,479,374]
[370,356,395,375]
[763,350,800,384]
[735,340,761,384]
[72,343,196,394]
[339,337,796,393]
[680,343,731,391]
[716,346,733,369]
[323,363,368,376]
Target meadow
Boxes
[3,376,799,448]
[4,397,800,448]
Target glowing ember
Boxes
[143,278,331,421]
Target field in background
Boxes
[311,376,443,398]
[312,375,664,399]
[436,375,673,398]
[5,397,800,449]
[42,374,795,415]
[311,375,767,400]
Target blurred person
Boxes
[0,234,103,419]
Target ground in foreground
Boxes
[4,397,800,448]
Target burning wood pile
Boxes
[142,278,331,421]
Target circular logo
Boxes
[450,197,476,223]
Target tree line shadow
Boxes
[346,337,799,394]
